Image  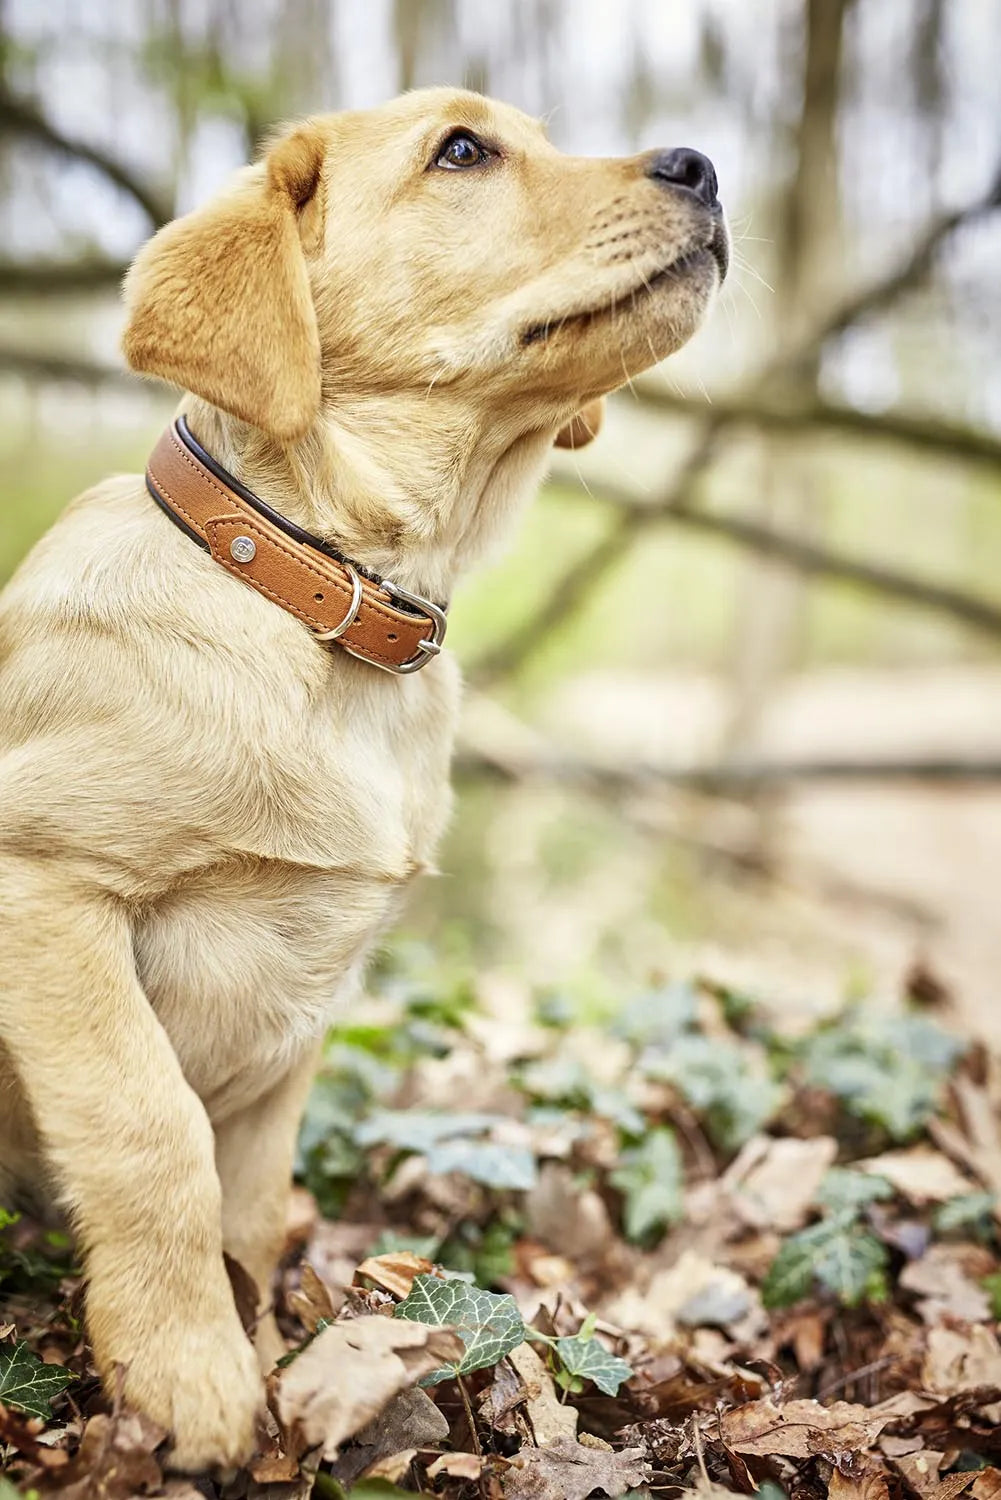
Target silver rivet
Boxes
[230,536,257,564]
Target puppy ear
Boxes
[122,125,326,441]
[554,398,605,450]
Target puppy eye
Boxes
[435,131,489,170]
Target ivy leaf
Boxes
[0,1340,75,1418]
[934,1192,997,1236]
[812,1226,889,1307]
[355,1110,502,1153]
[815,1168,894,1213]
[424,1137,537,1190]
[610,1127,683,1243]
[612,982,698,1048]
[762,1213,889,1310]
[394,1275,524,1383]
[644,1035,783,1150]
[803,1011,964,1141]
[555,1333,634,1396]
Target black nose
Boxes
[647,147,719,209]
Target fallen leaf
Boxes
[274,1314,464,1461]
[928,1477,977,1500]
[525,1163,614,1265]
[971,1471,1001,1500]
[224,1251,261,1335]
[731,1134,838,1231]
[605,1250,753,1343]
[889,1448,945,1497]
[923,1325,1001,1404]
[504,1437,649,1500]
[353,1384,449,1452]
[719,1397,893,1458]
[362,1447,417,1481]
[507,1341,578,1446]
[427,1452,483,1479]
[860,1148,976,1205]
[287,1261,339,1333]
[900,1245,991,1324]
[829,1470,890,1500]
[39,1410,166,1500]
[355,1251,435,1300]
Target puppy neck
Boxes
[181,393,556,602]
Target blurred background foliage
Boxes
[1,0,999,1036]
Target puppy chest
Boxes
[132,863,407,1111]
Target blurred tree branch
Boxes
[0,261,129,295]
[629,385,1001,473]
[0,86,171,229]
[555,473,1001,641]
[456,746,1001,793]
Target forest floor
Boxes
[3,950,1001,1499]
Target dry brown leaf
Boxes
[249,1447,304,1483]
[427,1451,483,1479]
[923,1325,1001,1405]
[362,1447,417,1482]
[525,1162,614,1264]
[274,1314,463,1461]
[900,1246,991,1325]
[287,1261,339,1333]
[39,1410,167,1500]
[971,1470,1001,1500]
[606,1249,754,1343]
[928,1476,977,1500]
[829,1469,890,1500]
[730,1133,838,1231]
[860,1148,976,1205]
[504,1437,649,1500]
[353,1383,450,1453]
[507,1340,579,1446]
[354,1250,434,1300]
[889,1449,946,1497]
[719,1397,893,1458]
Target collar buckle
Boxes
[344,579,447,674]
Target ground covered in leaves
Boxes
[3,951,1001,1499]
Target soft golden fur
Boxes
[0,89,723,1470]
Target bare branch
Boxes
[0,87,171,228]
[630,384,1001,473]
[0,260,129,296]
[468,428,721,689]
[559,474,1001,641]
[456,746,1001,794]
[795,165,1001,359]
[0,347,135,384]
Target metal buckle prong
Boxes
[313,563,364,642]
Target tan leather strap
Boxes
[145,418,446,673]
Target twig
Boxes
[456,1374,482,1457]
[815,1354,896,1401]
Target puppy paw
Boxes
[119,1319,263,1473]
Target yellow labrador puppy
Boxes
[0,89,726,1469]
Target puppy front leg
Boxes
[0,857,261,1472]
[214,1044,321,1373]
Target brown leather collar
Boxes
[145,417,447,673]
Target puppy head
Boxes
[122,89,727,446]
